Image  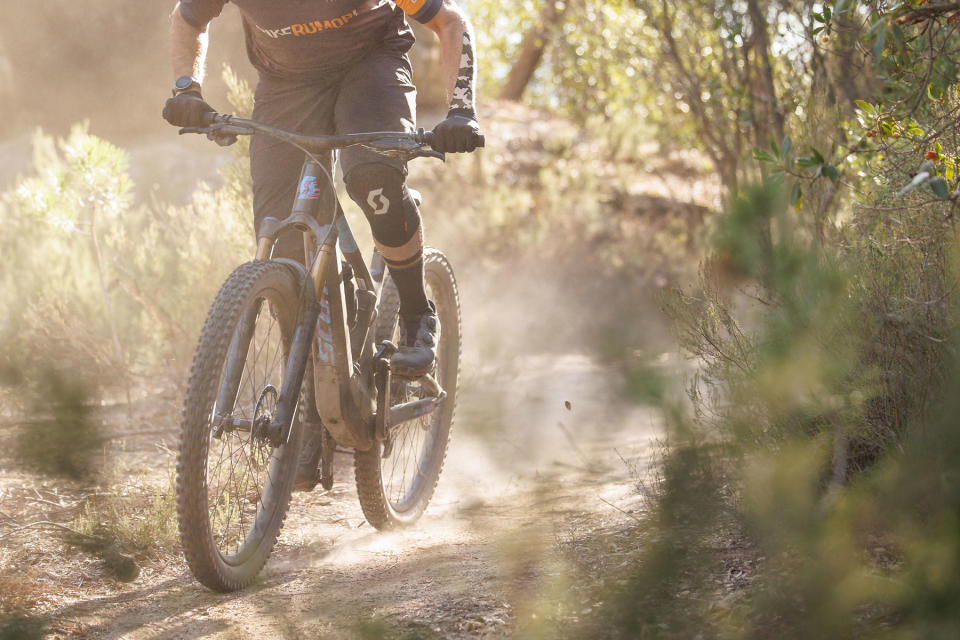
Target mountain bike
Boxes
[173,113,482,592]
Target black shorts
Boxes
[249,35,416,250]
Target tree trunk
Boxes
[498,0,567,101]
[746,0,784,145]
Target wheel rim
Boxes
[381,274,451,513]
[205,296,288,563]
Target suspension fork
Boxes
[271,275,319,445]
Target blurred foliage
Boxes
[469,0,650,141]
[3,66,253,383]
[12,369,101,481]
[548,2,960,638]
[0,68,256,479]
[0,617,46,640]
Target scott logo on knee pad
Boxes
[367,188,391,215]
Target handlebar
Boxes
[179,113,484,159]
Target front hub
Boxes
[252,385,280,445]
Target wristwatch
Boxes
[172,75,202,96]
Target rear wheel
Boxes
[354,249,461,529]
[176,260,305,591]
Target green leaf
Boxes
[867,17,885,39]
[813,11,825,23]
[929,177,950,200]
[790,181,802,207]
[811,147,825,164]
[891,24,904,52]
[797,156,818,168]
[822,164,839,183]
[753,148,776,163]
[873,25,886,58]
[770,139,780,157]
[781,135,792,158]
[855,100,876,116]
[824,6,832,22]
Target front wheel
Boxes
[176,260,305,591]
[354,249,461,529]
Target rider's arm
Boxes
[164,2,224,127]
[170,0,228,84]
[424,0,477,116]
[171,6,209,83]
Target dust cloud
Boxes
[0,2,251,194]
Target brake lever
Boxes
[409,149,445,162]
[177,126,238,146]
[360,137,446,162]
[208,131,238,147]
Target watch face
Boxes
[175,75,197,91]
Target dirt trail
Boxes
[1,353,661,639]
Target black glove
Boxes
[431,109,481,153]
[162,90,215,128]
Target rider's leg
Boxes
[343,163,428,317]
[335,41,440,376]
[250,75,340,263]
[343,163,438,377]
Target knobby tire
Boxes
[354,249,461,529]
[176,260,305,592]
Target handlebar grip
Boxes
[421,130,485,150]
[201,111,219,126]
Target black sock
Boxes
[389,257,429,318]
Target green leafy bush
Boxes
[562,4,960,638]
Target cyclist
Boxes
[162,0,480,488]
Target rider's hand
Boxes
[162,91,215,128]
[431,109,481,153]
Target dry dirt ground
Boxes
[0,352,663,639]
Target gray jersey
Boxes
[179,0,441,78]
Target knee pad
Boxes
[344,163,423,268]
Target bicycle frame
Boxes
[196,114,478,454]
[245,157,383,451]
